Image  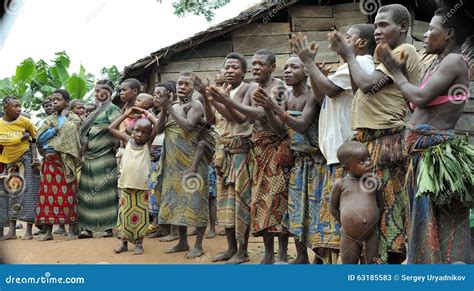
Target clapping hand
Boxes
[376,43,408,76]
[328,30,353,60]
[290,32,319,62]
[206,84,232,104]
[253,87,277,109]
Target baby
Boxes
[329,141,384,264]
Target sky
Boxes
[0,0,262,79]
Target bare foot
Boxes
[102,229,113,238]
[289,256,310,264]
[53,226,66,235]
[164,241,190,254]
[205,230,216,239]
[260,254,275,264]
[227,251,250,264]
[159,233,179,242]
[66,233,77,240]
[1,233,17,240]
[186,247,204,259]
[148,230,163,238]
[218,229,226,236]
[38,233,53,241]
[114,244,128,253]
[22,233,33,240]
[211,250,236,262]
[276,254,288,264]
[133,245,144,255]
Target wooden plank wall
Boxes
[155,2,473,143]
[158,2,368,83]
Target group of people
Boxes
[0,3,472,264]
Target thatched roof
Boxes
[123,0,299,79]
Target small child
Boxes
[69,100,85,120]
[42,97,54,116]
[109,106,158,255]
[329,141,384,264]
[84,103,97,118]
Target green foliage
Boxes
[172,0,231,22]
[417,139,474,208]
[0,52,98,112]
[99,65,122,88]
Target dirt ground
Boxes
[1,224,315,264]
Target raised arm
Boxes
[291,33,343,101]
[328,31,392,95]
[329,179,343,225]
[108,110,132,144]
[378,44,465,108]
[132,107,159,144]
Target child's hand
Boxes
[21,132,30,141]
[124,107,135,116]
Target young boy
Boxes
[329,141,384,264]
[109,107,158,255]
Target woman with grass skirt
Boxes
[377,7,473,263]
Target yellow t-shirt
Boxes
[351,43,420,130]
[0,116,37,163]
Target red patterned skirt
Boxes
[35,154,78,225]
